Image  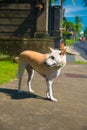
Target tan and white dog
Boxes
[16,44,68,101]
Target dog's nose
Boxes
[44,61,48,66]
[44,61,46,65]
[44,61,50,67]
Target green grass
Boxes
[66,39,76,46]
[0,60,18,85]
[75,60,87,64]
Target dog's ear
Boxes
[48,47,54,52]
[60,43,66,55]
[60,43,65,51]
[60,42,78,55]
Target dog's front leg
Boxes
[46,80,57,102]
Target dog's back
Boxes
[19,50,49,64]
[17,50,51,77]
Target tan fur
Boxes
[18,50,51,77]
[19,50,49,64]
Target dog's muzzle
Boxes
[44,61,60,68]
[44,60,64,69]
[44,61,53,67]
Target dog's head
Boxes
[44,44,66,68]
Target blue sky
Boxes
[51,0,87,31]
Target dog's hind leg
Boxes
[18,63,26,93]
[26,65,34,93]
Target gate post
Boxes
[35,0,49,38]
[49,0,63,49]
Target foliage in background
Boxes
[84,27,87,37]
[75,16,82,33]
[83,0,87,6]
[75,60,87,64]
[51,0,87,5]
[66,39,76,46]
[63,16,82,39]
[0,60,17,85]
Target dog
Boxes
[15,43,67,102]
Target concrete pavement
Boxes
[72,41,87,62]
[66,41,87,62]
[0,63,87,130]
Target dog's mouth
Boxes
[44,61,63,68]
[44,61,55,67]
[44,62,63,69]
[46,64,56,68]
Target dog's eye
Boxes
[59,52,62,55]
[50,56,55,60]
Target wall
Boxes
[0,38,54,56]
[0,1,36,38]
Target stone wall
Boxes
[0,38,54,56]
[0,1,37,38]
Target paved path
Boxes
[66,41,87,62]
[0,64,87,130]
[73,41,87,61]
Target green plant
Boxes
[75,60,87,64]
[0,60,18,85]
[66,39,76,46]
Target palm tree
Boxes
[51,0,87,5]
[46,0,87,34]
[83,0,87,6]
[75,16,82,34]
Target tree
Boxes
[51,0,87,38]
[51,0,87,6]
[75,16,82,33]
[84,27,87,37]
[63,20,76,39]
[83,0,87,6]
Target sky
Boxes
[51,0,87,31]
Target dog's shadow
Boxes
[0,87,48,101]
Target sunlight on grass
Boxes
[75,60,87,64]
[0,60,18,85]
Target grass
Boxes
[0,60,18,85]
[66,39,76,46]
[75,60,87,64]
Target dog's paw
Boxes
[50,97,57,102]
[46,96,57,102]
[28,90,34,93]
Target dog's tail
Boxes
[15,57,19,63]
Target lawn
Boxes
[0,60,18,85]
